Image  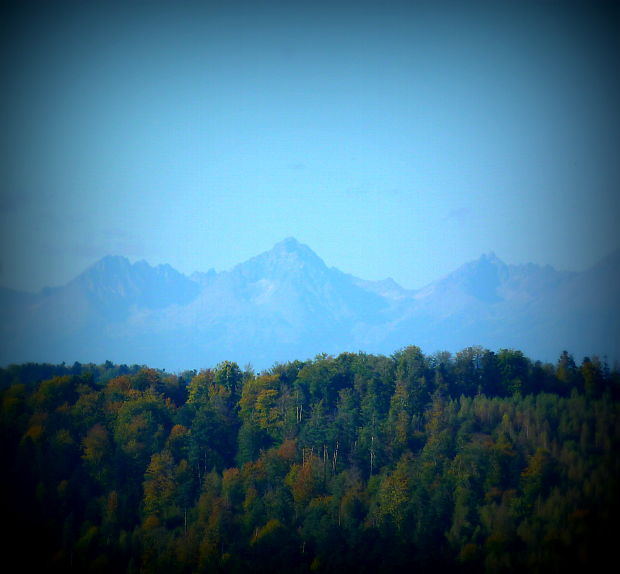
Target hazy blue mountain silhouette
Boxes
[66,255,200,318]
[1,238,618,371]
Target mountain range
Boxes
[1,237,618,371]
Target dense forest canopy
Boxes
[2,346,619,572]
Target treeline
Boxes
[1,347,619,573]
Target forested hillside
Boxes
[2,347,619,572]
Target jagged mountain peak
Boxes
[69,255,199,315]
[274,236,304,252]
[462,251,506,271]
[232,237,329,282]
[72,255,135,292]
[77,256,187,283]
[269,237,325,264]
[426,251,508,303]
[85,254,132,273]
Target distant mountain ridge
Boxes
[1,238,618,371]
[66,255,200,316]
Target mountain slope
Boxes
[0,240,618,371]
[396,250,618,363]
[68,255,200,316]
[138,238,392,367]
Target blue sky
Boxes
[1,0,619,292]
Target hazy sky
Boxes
[1,0,619,292]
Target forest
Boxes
[1,346,619,573]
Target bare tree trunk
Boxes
[370,435,375,476]
[332,441,339,473]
